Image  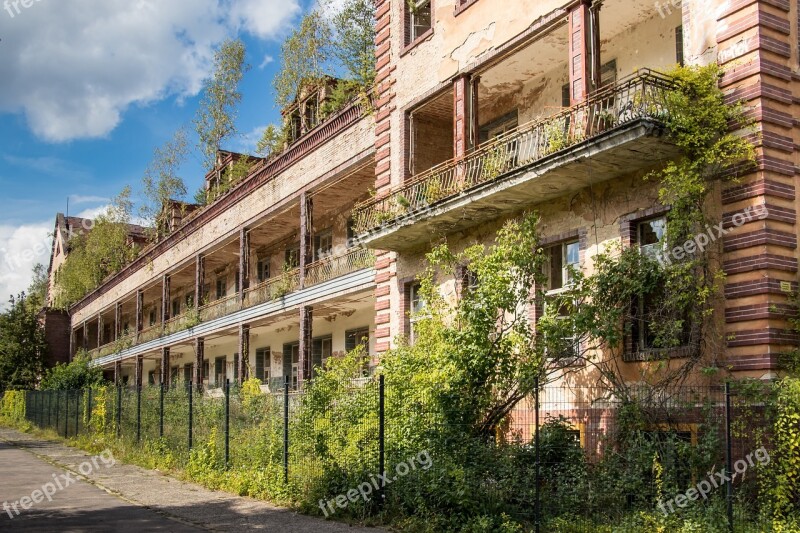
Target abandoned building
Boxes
[43,0,799,391]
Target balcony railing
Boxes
[305,247,375,287]
[242,268,301,309]
[199,293,241,322]
[89,333,135,360]
[352,69,675,235]
[138,323,163,344]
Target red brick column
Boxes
[372,0,397,354]
[238,324,249,385]
[160,347,170,387]
[568,0,592,105]
[717,0,798,372]
[195,254,205,307]
[161,274,170,324]
[135,289,144,340]
[299,306,313,384]
[239,228,250,300]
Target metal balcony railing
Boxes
[352,69,675,235]
[242,268,301,309]
[304,247,375,287]
[199,293,241,322]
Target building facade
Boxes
[46,0,799,389]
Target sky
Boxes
[0,0,320,307]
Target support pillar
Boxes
[114,361,122,386]
[299,193,313,289]
[136,290,144,339]
[134,355,143,389]
[298,306,313,385]
[82,321,88,351]
[97,314,102,348]
[160,347,170,387]
[238,324,249,385]
[115,302,122,340]
[453,74,478,158]
[568,0,592,105]
[161,274,171,325]
[239,228,250,301]
[195,255,205,308]
[194,338,205,389]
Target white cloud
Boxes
[0,222,52,309]
[235,124,269,155]
[0,0,300,143]
[259,54,275,69]
[68,195,111,206]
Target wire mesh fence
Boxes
[22,378,782,531]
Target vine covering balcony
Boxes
[352,70,675,236]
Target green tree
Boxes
[27,263,48,310]
[140,127,190,240]
[255,123,288,159]
[195,39,250,172]
[327,0,376,88]
[54,187,139,308]
[39,351,105,390]
[0,292,46,393]
[273,11,331,110]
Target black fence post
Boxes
[159,383,164,439]
[55,391,60,435]
[378,374,385,509]
[534,376,541,533]
[224,379,230,469]
[116,385,122,438]
[725,382,734,532]
[75,390,80,436]
[136,384,142,443]
[87,388,92,427]
[283,375,289,485]
[47,391,51,429]
[64,390,70,439]
[187,382,193,450]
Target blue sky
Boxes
[0,0,319,304]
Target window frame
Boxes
[403,0,433,52]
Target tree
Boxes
[327,0,376,88]
[273,11,331,110]
[255,123,288,159]
[39,351,105,390]
[195,39,250,172]
[140,127,189,240]
[27,263,48,310]
[0,292,46,393]
[54,187,139,308]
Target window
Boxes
[675,26,684,67]
[171,298,181,318]
[283,342,300,389]
[233,353,239,382]
[600,59,617,88]
[406,0,432,45]
[345,327,370,353]
[285,248,300,269]
[234,272,240,294]
[216,278,226,300]
[214,357,227,385]
[183,364,193,384]
[312,335,333,377]
[547,240,580,291]
[314,229,333,260]
[148,371,155,385]
[479,110,519,144]
[257,257,271,283]
[185,291,195,308]
[408,283,427,344]
[346,218,358,248]
[203,359,209,381]
[638,216,666,258]
[170,366,179,385]
[255,347,271,382]
[148,309,157,327]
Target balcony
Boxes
[353,71,682,250]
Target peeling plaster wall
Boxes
[602,10,684,76]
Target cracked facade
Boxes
[42,0,800,389]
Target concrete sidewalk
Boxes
[0,427,377,532]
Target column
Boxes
[134,355,143,389]
[239,228,250,301]
[136,290,144,339]
[453,74,474,159]
[97,314,102,348]
[114,361,122,386]
[160,347,170,387]
[298,306,313,385]
[115,302,122,340]
[195,254,205,308]
[568,0,592,105]
[82,321,88,351]
[299,192,313,289]
[161,274,170,325]
[238,324,249,385]
[194,337,205,389]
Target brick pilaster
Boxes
[717,0,799,372]
[568,0,592,104]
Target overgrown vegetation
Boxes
[53,188,140,308]
[39,351,105,391]
[139,127,190,240]
[0,291,47,393]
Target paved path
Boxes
[0,427,377,532]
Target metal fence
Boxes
[22,379,776,530]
